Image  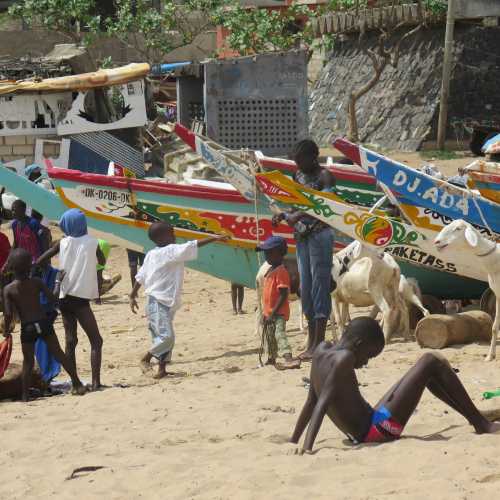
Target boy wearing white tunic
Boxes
[129,222,228,378]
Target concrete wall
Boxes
[0,135,59,165]
[455,0,500,19]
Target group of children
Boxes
[1,184,301,400]
[1,207,106,400]
[4,197,499,454]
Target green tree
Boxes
[214,1,316,56]
[8,0,222,64]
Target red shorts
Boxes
[364,406,404,443]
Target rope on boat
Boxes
[253,160,263,266]
[259,319,278,367]
[466,186,495,238]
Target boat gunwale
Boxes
[256,156,376,185]
[174,123,378,187]
[47,167,251,204]
[469,170,500,184]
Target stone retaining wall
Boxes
[309,24,500,151]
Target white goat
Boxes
[331,243,405,342]
[369,275,429,323]
[332,241,429,336]
[434,219,500,361]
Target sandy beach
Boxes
[2,154,500,500]
[2,238,500,500]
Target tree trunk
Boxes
[415,311,492,349]
[346,61,385,143]
[347,93,360,143]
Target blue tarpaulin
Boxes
[150,62,192,75]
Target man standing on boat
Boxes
[273,140,335,361]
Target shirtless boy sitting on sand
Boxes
[2,249,86,401]
[291,317,500,454]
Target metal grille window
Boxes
[216,98,298,150]
[188,102,205,121]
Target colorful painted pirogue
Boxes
[255,171,488,299]
[174,123,383,208]
[172,123,261,202]
[47,166,307,288]
[462,160,500,205]
[0,162,352,288]
[334,138,500,240]
[467,171,500,204]
[174,125,488,298]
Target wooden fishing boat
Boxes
[0,63,150,95]
[173,123,259,202]
[173,127,487,298]
[174,123,383,208]
[462,160,500,204]
[463,159,500,176]
[467,170,500,204]
[255,171,488,299]
[47,166,302,288]
[334,138,500,236]
[0,162,352,288]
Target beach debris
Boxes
[223,366,241,373]
[260,405,295,414]
[65,466,107,481]
[483,389,500,400]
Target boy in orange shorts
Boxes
[257,236,300,370]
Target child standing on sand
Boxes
[36,209,105,391]
[11,199,44,263]
[257,236,301,370]
[129,221,228,379]
[2,248,86,401]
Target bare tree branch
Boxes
[391,22,423,67]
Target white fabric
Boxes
[135,241,198,310]
[59,234,99,299]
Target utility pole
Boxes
[437,0,456,150]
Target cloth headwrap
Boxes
[59,209,88,237]
[24,164,41,177]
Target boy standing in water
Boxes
[257,236,300,370]
[2,249,86,401]
[129,222,228,379]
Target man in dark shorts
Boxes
[127,249,145,289]
[2,249,86,401]
[291,317,500,454]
